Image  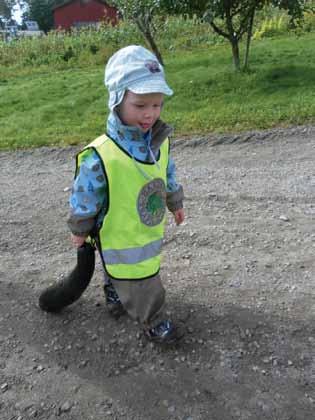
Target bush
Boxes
[0,15,224,73]
[156,15,221,51]
[0,21,142,70]
[253,8,315,40]
[300,11,315,32]
[253,15,289,39]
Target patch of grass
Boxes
[1,33,315,149]
[166,34,315,134]
[0,69,106,148]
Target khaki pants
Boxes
[111,273,165,327]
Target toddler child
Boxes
[40,45,185,344]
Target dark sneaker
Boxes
[104,284,126,319]
[104,284,121,304]
[144,320,184,344]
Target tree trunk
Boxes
[144,29,164,66]
[230,38,240,71]
[244,8,255,70]
[225,8,240,71]
[135,20,164,66]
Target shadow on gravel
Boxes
[1,280,315,420]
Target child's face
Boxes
[118,91,164,133]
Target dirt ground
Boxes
[1,125,315,420]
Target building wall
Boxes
[54,0,118,30]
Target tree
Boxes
[23,0,54,32]
[178,1,308,71]
[109,0,165,65]
[0,0,16,19]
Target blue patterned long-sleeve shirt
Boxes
[68,112,184,236]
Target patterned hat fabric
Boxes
[104,45,173,110]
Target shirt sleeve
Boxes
[67,149,107,236]
[166,155,184,212]
[166,155,180,193]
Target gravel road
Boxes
[1,125,315,420]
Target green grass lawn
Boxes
[1,33,315,150]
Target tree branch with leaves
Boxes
[0,0,17,20]
[178,0,308,70]
[109,0,165,65]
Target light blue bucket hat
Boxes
[104,45,173,111]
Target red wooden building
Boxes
[53,0,119,30]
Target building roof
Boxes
[53,0,111,11]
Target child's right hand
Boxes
[173,208,185,225]
[71,234,87,248]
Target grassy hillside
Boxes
[1,17,315,150]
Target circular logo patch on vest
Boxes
[137,178,166,226]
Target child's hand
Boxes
[173,208,185,225]
[71,234,87,248]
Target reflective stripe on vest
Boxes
[103,238,163,265]
[77,134,169,280]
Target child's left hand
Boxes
[173,208,185,225]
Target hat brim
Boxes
[128,79,173,96]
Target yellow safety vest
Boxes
[77,134,169,280]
